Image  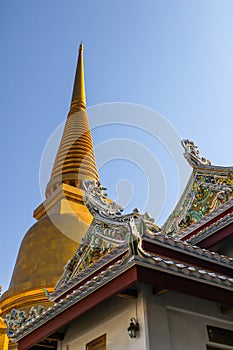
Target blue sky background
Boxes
[1,1,233,292]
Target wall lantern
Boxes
[127,317,139,339]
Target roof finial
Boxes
[68,42,86,115]
[181,139,212,167]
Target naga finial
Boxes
[181,139,211,167]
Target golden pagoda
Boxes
[0,43,98,316]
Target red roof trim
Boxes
[142,240,233,277]
[182,206,233,242]
[137,265,233,305]
[199,223,233,249]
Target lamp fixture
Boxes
[127,317,139,339]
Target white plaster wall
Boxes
[61,286,149,350]
[167,308,233,350]
[146,295,172,349]
[153,291,233,350]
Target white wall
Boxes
[61,285,149,350]
[147,289,233,350]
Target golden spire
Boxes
[46,43,99,197]
[69,42,86,115]
[0,44,96,317]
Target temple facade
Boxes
[1,45,233,350]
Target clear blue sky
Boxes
[1,1,233,292]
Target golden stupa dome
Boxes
[8,213,89,294]
[0,43,98,316]
[0,212,89,314]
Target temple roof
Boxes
[162,139,233,238]
[51,180,160,299]
[11,242,233,343]
[9,181,233,346]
